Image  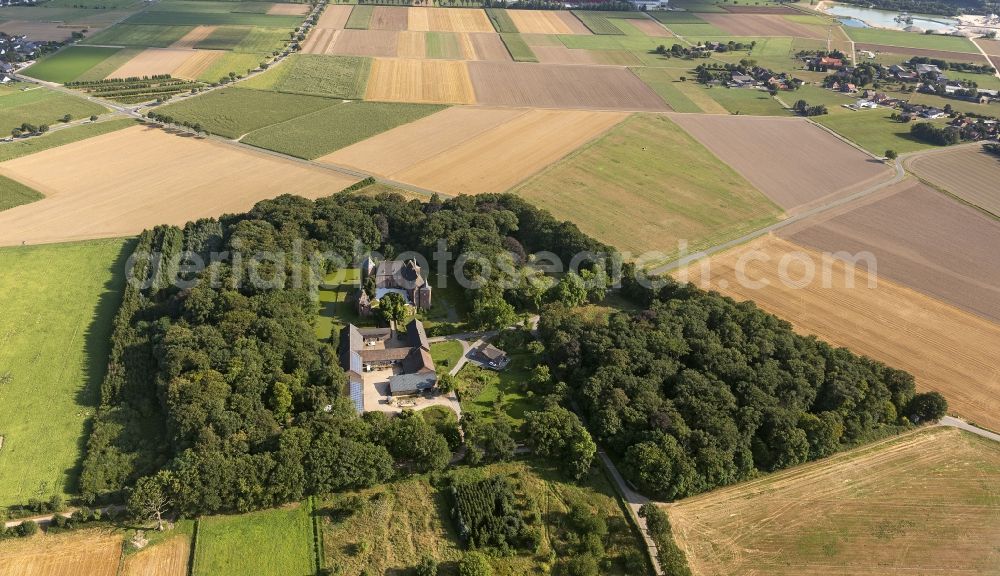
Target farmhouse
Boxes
[359,257,432,315]
[473,342,510,371]
[339,319,438,412]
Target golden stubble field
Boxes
[668,427,1000,576]
[0,125,358,246]
[365,58,475,104]
[506,10,591,35]
[0,529,122,576]
[680,235,1000,432]
[122,536,191,576]
[107,48,223,80]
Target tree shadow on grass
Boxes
[65,238,136,496]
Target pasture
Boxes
[365,58,475,104]
[906,144,1000,217]
[0,125,358,246]
[0,239,128,507]
[513,113,780,260]
[240,101,445,160]
[123,534,191,576]
[322,107,627,196]
[194,505,314,576]
[668,427,1000,575]
[670,114,893,214]
[630,67,706,113]
[82,24,196,48]
[844,27,979,53]
[780,179,1000,324]
[20,46,120,83]
[815,110,943,155]
[0,85,107,136]
[241,54,370,99]
[0,528,124,576]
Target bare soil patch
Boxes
[671,113,893,214]
[856,42,990,63]
[123,535,191,576]
[681,235,1000,432]
[978,38,1000,58]
[365,58,475,104]
[407,7,494,33]
[779,178,1000,323]
[169,25,217,49]
[629,19,673,37]
[172,49,223,80]
[468,61,667,110]
[668,427,1000,576]
[0,529,122,576]
[906,143,1000,217]
[506,10,589,35]
[313,5,352,30]
[370,6,409,31]
[468,32,511,61]
[107,48,199,79]
[0,125,358,246]
[0,21,85,42]
[331,29,398,57]
[301,28,339,54]
[699,13,827,38]
[267,3,310,16]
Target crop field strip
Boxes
[778,179,1000,325]
[123,535,192,576]
[406,7,495,33]
[668,427,1000,575]
[697,13,830,38]
[368,6,408,31]
[680,235,1000,433]
[330,29,399,58]
[0,125,359,246]
[504,10,590,35]
[365,58,475,104]
[168,24,217,48]
[193,505,315,576]
[105,47,223,79]
[82,24,198,48]
[670,114,894,214]
[240,54,371,99]
[906,144,1000,217]
[21,46,122,83]
[0,528,124,576]
[0,85,108,135]
[855,42,991,64]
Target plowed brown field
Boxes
[321,106,626,194]
[313,5,352,30]
[671,114,893,214]
[468,32,511,61]
[680,235,1000,432]
[506,10,591,34]
[0,21,79,42]
[0,529,122,576]
[407,7,494,33]
[468,62,667,110]
[267,3,310,16]
[122,536,190,576]
[301,28,339,54]
[700,13,828,38]
[365,58,475,104]
[0,125,358,246]
[331,29,398,57]
[978,38,1000,58]
[169,25,216,49]
[906,143,1000,217]
[370,6,408,31]
[779,178,1000,323]
[668,427,1000,576]
[629,19,672,37]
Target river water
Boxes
[825,3,959,32]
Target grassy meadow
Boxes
[82,24,196,47]
[457,352,542,431]
[0,174,43,212]
[194,504,315,576]
[0,239,129,508]
[429,340,464,371]
[844,27,980,52]
[0,85,107,144]
[20,46,120,83]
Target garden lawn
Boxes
[156,87,340,138]
[242,54,371,99]
[457,354,542,432]
[194,504,314,576]
[0,239,129,507]
[0,85,107,135]
[315,268,364,340]
[429,340,463,371]
[20,46,120,83]
[241,101,445,159]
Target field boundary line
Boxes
[188,518,201,576]
[595,452,663,576]
[805,117,883,160]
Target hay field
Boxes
[468,61,667,110]
[780,179,1000,324]
[397,30,426,58]
[505,10,591,35]
[0,125,358,246]
[172,49,223,79]
[680,235,1000,432]
[366,58,475,104]
[169,24,216,48]
[668,427,1000,576]
[194,505,314,576]
[0,529,123,576]
[106,47,221,79]
[323,106,625,195]
[407,7,494,33]
[698,13,828,38]
[906,144,1000,217]
[123,536,191,576]
[671,114,893,214]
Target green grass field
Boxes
[499,33,537,62]
[558,33,659,52]
[345,4,372,30]
[315,268,364,340]
[845,27,979,53]
[0,85,107,135]
[241,54,371,99]
[126,10,301,27]
[20,46,120,83]
[194,504,315,576]
[81,24,196,47]
[0,119,136,163]
[72,48,144,82]
[457,353,542,430]
[196,51,267,83]
[194,25,253,50]
[631,67,703,113]
[486,8,518,33]
[233,26,291,53]
[0,239,129,508]
[512,113,781,262]
[429,340,463,371]
[426,31,462,59]
[815,110,945,155]
[572,11,625,35]
[241,101,445,159]
[0,174,43,212]
[156,87,339,138]
[704,85,790,115]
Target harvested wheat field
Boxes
[268,3,310,16]
[169,25,216,49]
[123,536,191,576]
[668,427,1000,576]
[855,43,989,63]
[469,62,667,110]
[779,178,1000,324]
[314,5,352,30]
[396,31,427,59]
[107,48,219,79]
[531,46,600,65]
[369,6,409,31]
[172,49,223,80]
[506,10,590,35]
[330,29,398,58]
[0,21,81,42]
[407,7,494,33]
[467,32,511,61]
[301,28,340,54]
[671,113,893,214]
[0,529,123,576]
[366,58,475,104]
[322,106,626,194]
[699,13,828,38]
[628,18,672,37]
[906,143,1000,217]
[0,125,358,246]
[680,235,1000,432]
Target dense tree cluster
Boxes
[538,274,943,501]
[793,99,829,117]
[910,121,962,145]
[638,504,691,576]
[984,142,1000,157]
[908,56,996,75]
[79,189,609,515]
[449,477,539,552]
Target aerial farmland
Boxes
[1,0,999,574]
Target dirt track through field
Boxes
[668,427,1000,576]
[506,10,590,35]
[0,529,122,576]
[856,42,988,62]
[699,13,827,38]
[366,58,475,104]
[671,114,893,214]
[322,106,626,194]
[469,62,668,110]
[680,235,1000,433]
[778,178,1000,324]
[123,536,191,576]
[0,126,358,246]
[407,7,494,33]
[906,144,1000,217]
[169,25,216,49]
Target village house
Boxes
[357,257,432,316]
[473,342,510,371]
[339,319,438,412]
